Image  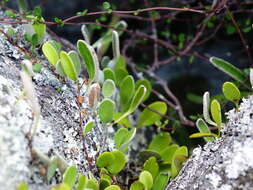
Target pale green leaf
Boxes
[42,41,59,66]
[63,165,77,188]
[137,101,167,128]
[135,79,152,102]
[115,68,128,86]
[130,181,144,190]
[102,79,116,98]
[196,118,215,142]
[222,82,240,103]
[143,157,159,179]
[104,185,121,190]
[68,50,81,75]
[171,146,188,178]
[77,40,98,81]
[210,99,222,126]
[139,171,153,190]
[76,174,87,190]
[107,150,126,174]
[98,98,115,123]
[83,121,94,135]
[60,51,78,81]
[103,68,116,82]
[189,132,219,139]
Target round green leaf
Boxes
[143,157,159,179]
[102,79,116,98]
[96,152,114,168]
[139,171,153,190]
[63,165,77,188]
[137,101,167,128]
[98,99,115,123]
[83,121,94,135]
[100,178,111,190]
[107,150,126,174]
[222,82,240,103]
[60,51,78,81]
[114,128,136,152]
[103,68,116,81]
[86,179,99,190]
[148,132,172,154]
[196,118,215,142]
[160,144,179,163]
[76,174,87,190]
[210,99,222,126]
[130,181,144,190]
[42,41,59,66]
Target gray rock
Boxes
[166,96,253,190]
[0,16,113,190]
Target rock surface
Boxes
[166,96,253,190]
[0,14,113,190]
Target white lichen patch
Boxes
[225,139,253,179]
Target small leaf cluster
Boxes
[190,80,241,140]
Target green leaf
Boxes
[195,118,215,142]
[102,79,116,98]
[32,18,46,41]
[33,63,42,73]
[104,185,121,190]
[203,92,216,126]
[63,165,77,188]
[17,183,28,190]
[152,172,170,190]
[114,85,146,123]
[135,79,152,102]
[148,132,172,154]
[103,68,116,82]
[137,101,167,128]
[68,51,81,75]
[160,144,179,163]
[97,152,115,168]
[115,68,128,86]
[210,99,222,127]
[130,181,144,190]
[51,183,71,190]
[113,112,132,128]
[112,31,120,59]
[42,41,59,66]
[139,150,161,162]
[98,98,115,123]
[189,132,218,139]
[171,146,188,178]
[83,121,94,135]
[77,40,98,81]
[222,82,240,103]
[114,128,136,152]
[103,2,111,9]
[76,174,87,190]
[47,157,58,181]
[100,178,111,190]
[107,150,126,174]
[114,56,126,70]
[210,57,249,85]
[139,171,153,190]
[60,51,78,81]
[56,60,66,77]
[86,179,99,190]
[143,157,159,179]
[120,75,135,111]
